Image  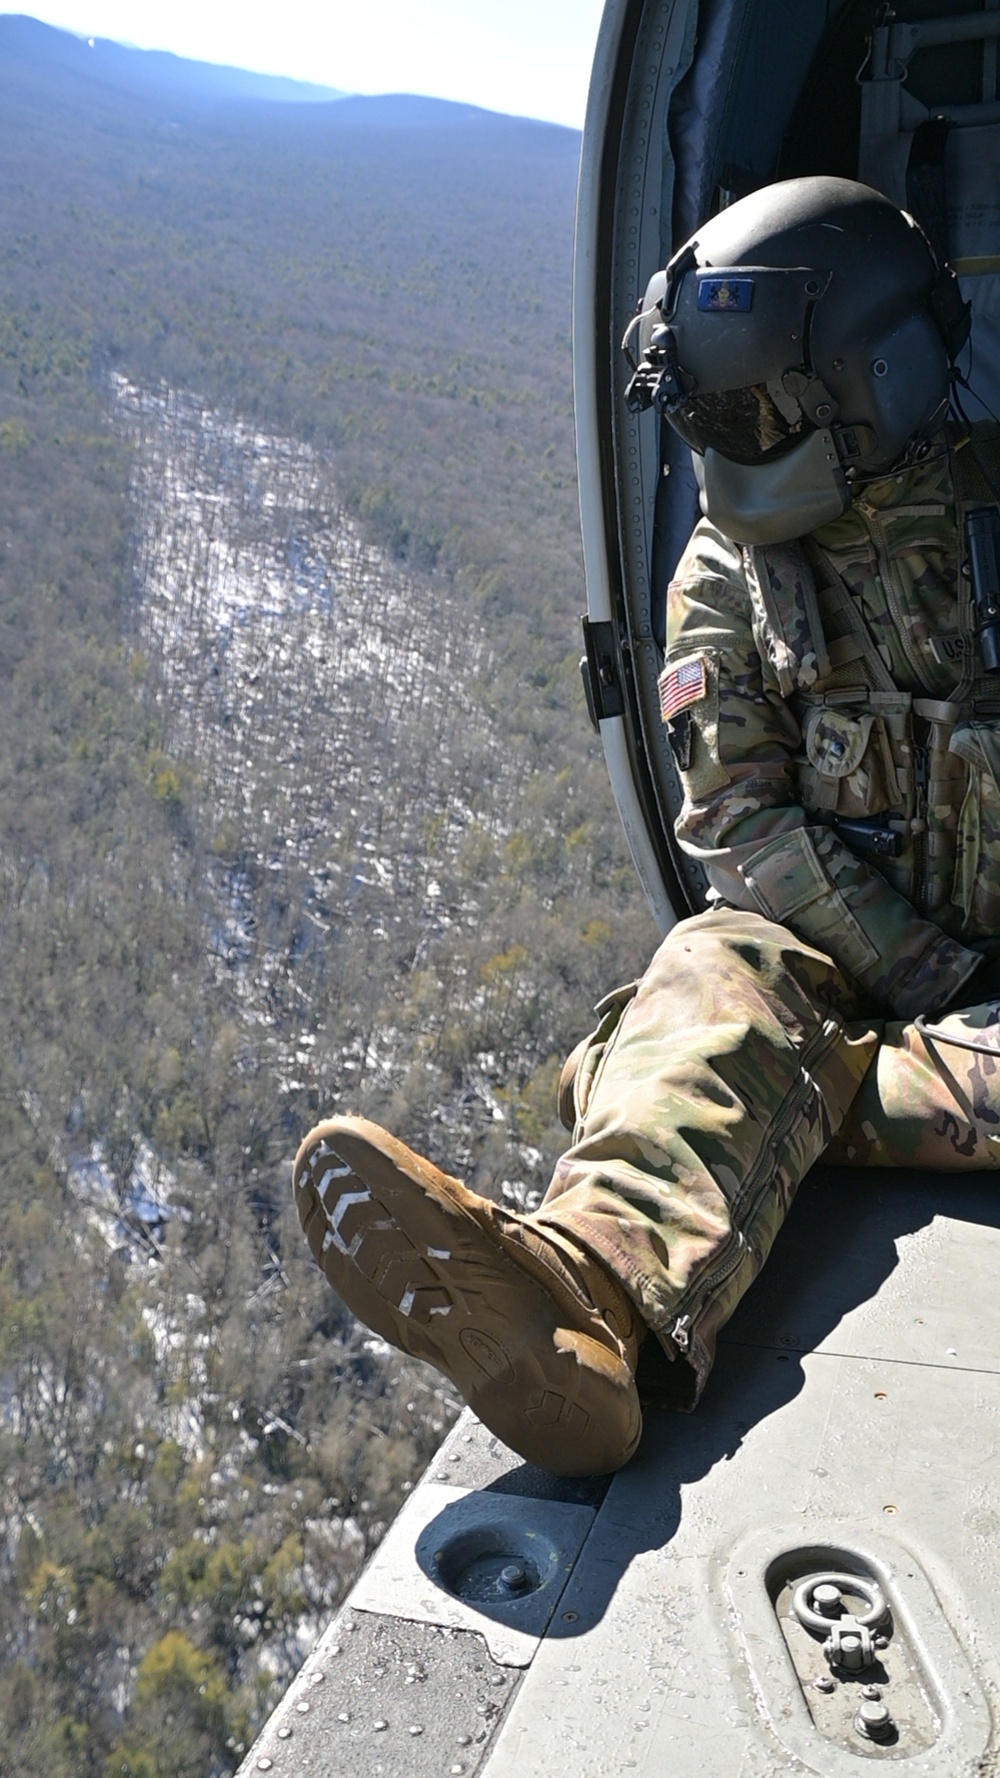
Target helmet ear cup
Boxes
[824,306,950,471]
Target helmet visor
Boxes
[666,380,810,465]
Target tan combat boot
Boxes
[293,1116,643,1476]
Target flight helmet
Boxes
[624,176,970,544]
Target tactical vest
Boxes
[742,432,1000,944]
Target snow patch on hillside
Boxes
[112,377,524,1118]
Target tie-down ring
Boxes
[791,1571,888,1634]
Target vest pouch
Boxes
[949,724,1000,935]
[798,706,893,818]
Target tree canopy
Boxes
[0,21,656,1773]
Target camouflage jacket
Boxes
[662,436,1000,1018]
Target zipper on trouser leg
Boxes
[670,1234,745,1356]
[666,1015,845,1392]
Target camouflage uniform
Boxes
[538,435,1000,1404]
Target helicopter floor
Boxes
[240,1161,1000,1776]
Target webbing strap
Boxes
[742,541,830,697]
[803,539,898,695]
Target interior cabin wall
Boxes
[854,0,1000,415]
[670,0,842,245]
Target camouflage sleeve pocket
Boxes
[798,706,893,818]
[739,825,880,980]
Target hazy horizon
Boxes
[0,0,608,128]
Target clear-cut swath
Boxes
[110,375,530,1127]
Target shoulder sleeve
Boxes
[662,522,981,1017]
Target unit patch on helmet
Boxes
[658,654,707,724]
[697,276,754,313]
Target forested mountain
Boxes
[0,20,656,1774]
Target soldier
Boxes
[294,177,1000,1477]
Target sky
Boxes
[2,0,609,128]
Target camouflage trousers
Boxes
[536,907,1000,1406]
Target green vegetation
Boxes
[0,18,657,1773]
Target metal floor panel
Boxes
[484,1165,1000,1777]
[239,1165,1000,1777]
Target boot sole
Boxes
[293,1116,642,1477]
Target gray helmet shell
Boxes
[625,177,966,543]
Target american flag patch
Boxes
[658,655,707,724]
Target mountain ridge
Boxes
[0,13,346,105]
[0,13,580,133]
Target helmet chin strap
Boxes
[693,428,851,545]
[839,396,951,490]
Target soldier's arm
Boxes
[664,526,981,1018]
